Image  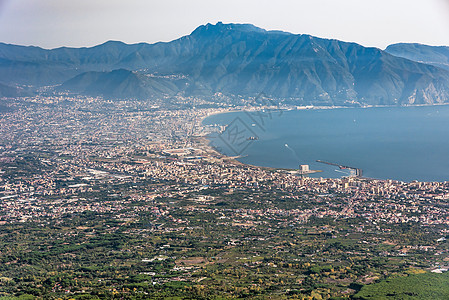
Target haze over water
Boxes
[204,105,449,182]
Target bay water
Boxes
[203,105,449,182]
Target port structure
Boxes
[281,164,322,178]
[316,160,363,177]
[294,164,322,178]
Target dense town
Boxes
[1,95,449,299]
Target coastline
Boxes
[196,103,449,182]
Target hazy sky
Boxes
[0,0,448,49]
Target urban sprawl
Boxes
[1,95,449,299]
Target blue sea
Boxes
[203,106,449,182]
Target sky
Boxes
[0,0,448,50]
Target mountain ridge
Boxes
[1,22,449,106]
[385,43,449,71]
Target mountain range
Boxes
[1,22,449,106]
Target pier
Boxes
[316,160,363,177]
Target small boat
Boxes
[247,136,259,140]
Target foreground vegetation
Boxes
[1,184,449,299]
[354,271,449,299]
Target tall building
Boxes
[299,165,309,172]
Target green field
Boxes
[354,272,449,299]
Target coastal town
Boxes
[1,95,449,299]
[1,95,449,226]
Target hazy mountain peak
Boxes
[385,43,449,71]
[191,22,267,36]
[92,40,129,49]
